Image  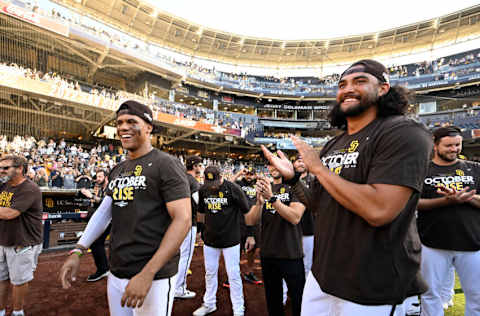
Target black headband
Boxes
[433,126,462,142]
[340,59,390,84]
[116,100,153,126]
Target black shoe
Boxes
[243,272,263,285]
[87,270,108,282]
[222,280,230,288]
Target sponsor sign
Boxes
[257,103,331,111]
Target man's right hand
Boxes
[59,255,81,289]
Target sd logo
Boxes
[45,198,54,208]
[348,140,359,153]
[134,165,142,177]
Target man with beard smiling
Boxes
[233,167,262,285]
[417,126,480,316]
[261,59,433,315]
[60,100,191,316]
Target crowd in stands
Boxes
[12,0,480,97]
[0,135,124,189]
[419,107,480,130]
[0,60,256,133]
[0,134,260,189]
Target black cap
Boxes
[290,154,302,162]
[204,166,221,186]
[340,59,390,84]
[433,126,462,143]
[186,155,203,170]
[116,100,153,126]
[245,166,255,175]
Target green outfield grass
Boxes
[444,274,465,316]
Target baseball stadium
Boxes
[1,0,480,315]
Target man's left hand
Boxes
[121,271,154,308]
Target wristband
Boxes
[268,196,278,204]
[283,171,302,186]
[69,248,84,257]
[246,225,255,237]
[197,222,205,234]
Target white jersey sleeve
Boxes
[77,196,112,248]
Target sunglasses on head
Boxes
[0,165,18,171]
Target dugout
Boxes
[41,188,91,249]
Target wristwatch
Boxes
[268,196,278,204]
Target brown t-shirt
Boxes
[418,160,480,251]
[0,179,43,247]
[309,116,432,305]
[258,183,303,259]
[106,149,190,280]
[198,180,250,248]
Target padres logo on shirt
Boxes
[265,188,290,214]
[0,191,13,208]
[348,140,359,153]
[134,165,142,176]
[322,140,361,175]
[424,170,474,191]
[242,186,256,199]
[204,192,228,214]
[109,166,147,207]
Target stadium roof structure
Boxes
[57,0,480,66]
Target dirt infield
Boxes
[9,243,294,316]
